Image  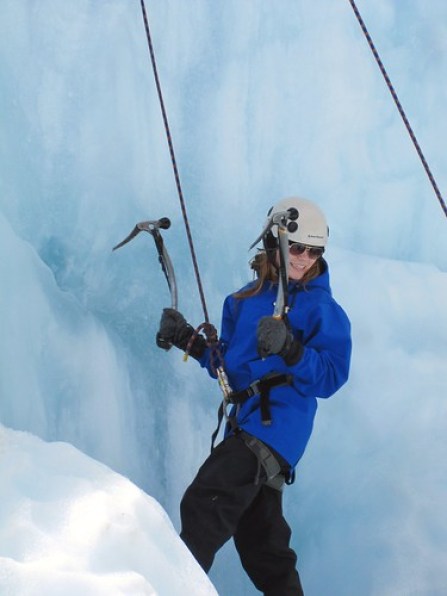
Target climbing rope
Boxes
[139,1,231,396]
[139,0,211,323]
[347,0,447,219]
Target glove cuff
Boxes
[280,336,304,366]
[176,324,207,360]
[187,336,207,360]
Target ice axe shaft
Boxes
[273,227,290,319]
[249,208,299,319]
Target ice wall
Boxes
[1,1,446,594]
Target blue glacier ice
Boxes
[1,1,446,594]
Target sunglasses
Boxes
[289,242,325,259]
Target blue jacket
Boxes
[199,261,352,468]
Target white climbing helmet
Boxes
[268,196,329,247]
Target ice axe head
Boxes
[112,217,172,251]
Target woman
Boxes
[157,197,352,595]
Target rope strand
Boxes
[347,0,447,219]
[139,0,211,321]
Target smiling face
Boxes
[276,247,320,281]
[288,249,319,281]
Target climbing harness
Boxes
[230,373,293,427]
[347,0,447,220]
[210,371,294,451]
[211,378,294,490]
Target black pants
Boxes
[180,433,304,595]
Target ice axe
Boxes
[113,217,178,349]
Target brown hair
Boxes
[233,250,323,299]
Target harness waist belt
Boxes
[228,372,292,405]
[229,372,293,426]
[210,372,293,451]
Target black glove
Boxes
[256,317,303,365]
[156,308,206,359]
